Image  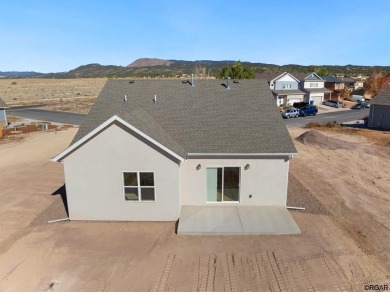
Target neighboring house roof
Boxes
[321,76,343,83]
[272,89,305,95]
[341,77,356,83]
[55,80,297,161]
[370,88,390,106]
[294,72,324,82]
[270,72,300,83]
[256,73,282,82]
[304,88,333,93]
[0,97,8,109]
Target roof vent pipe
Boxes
[227,76,231,90]
[124,95,128,103]
[191,74,195,86]
[153,94,157,103]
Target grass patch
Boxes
[305,121,341,129]
[58,106,72,111]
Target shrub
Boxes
[305,121,341,129]
[11,81,17,85]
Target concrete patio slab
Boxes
[177,205,301,235]
[238,206,301,234]
[177,206,243,235]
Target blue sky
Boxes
[1,0,389,72]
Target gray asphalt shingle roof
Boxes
[304,88,333,93]
[322,76,342,83]
[0,97,8,108]
[71,79,297,157]
[272,89,305,95]
[371,88,390,106]
[294,73,324,82]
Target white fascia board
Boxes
[51,115,184,162]
[270,72,288,83]
[186,153,297,158]
[306,72,323,81]
[271,72,300,83]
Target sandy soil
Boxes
[0,128,389,291]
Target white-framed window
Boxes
[310,83,319,88]
[123,172,155,201]
[282,83,292,89]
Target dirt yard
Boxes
[0,128,389,291]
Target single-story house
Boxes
[52,79,299,234]
[368,88,390,130]
[0,98,8,126]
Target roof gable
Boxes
[271,72,300,83]
[52,115,185,162]
[305,72,323,81]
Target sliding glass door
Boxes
[206,167,240,202]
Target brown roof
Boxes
[256,73,282,82]
[371,88,390,106]
[0,98,8,108]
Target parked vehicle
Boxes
[293,102,309,109]
[323,100,340,108]
[351,102,370,109]
[281,107,299,119]
[351,95,365,102]
[299,105,318,116]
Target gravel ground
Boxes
[29,195,68,227]
[287,173,329,215]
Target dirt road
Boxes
[0,129,389,291]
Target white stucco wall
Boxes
[180,158,290,206]
[63,123,181,221]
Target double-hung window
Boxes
[123,172,155,201]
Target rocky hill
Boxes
[127,58,173,67]
[0,71,44,78]
[10,58,390,79]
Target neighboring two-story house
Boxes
[322,76,344,100]
[295,73,333,105]
[258,72,305,107]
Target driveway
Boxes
[9,107,86,125]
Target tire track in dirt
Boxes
[191,254,217,292]
[151,249,389,291]
[221,252,239,292]
[151,254,175,292]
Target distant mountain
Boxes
[6,58,390,79]
[0,71,44,78]
[127,58,173,67]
